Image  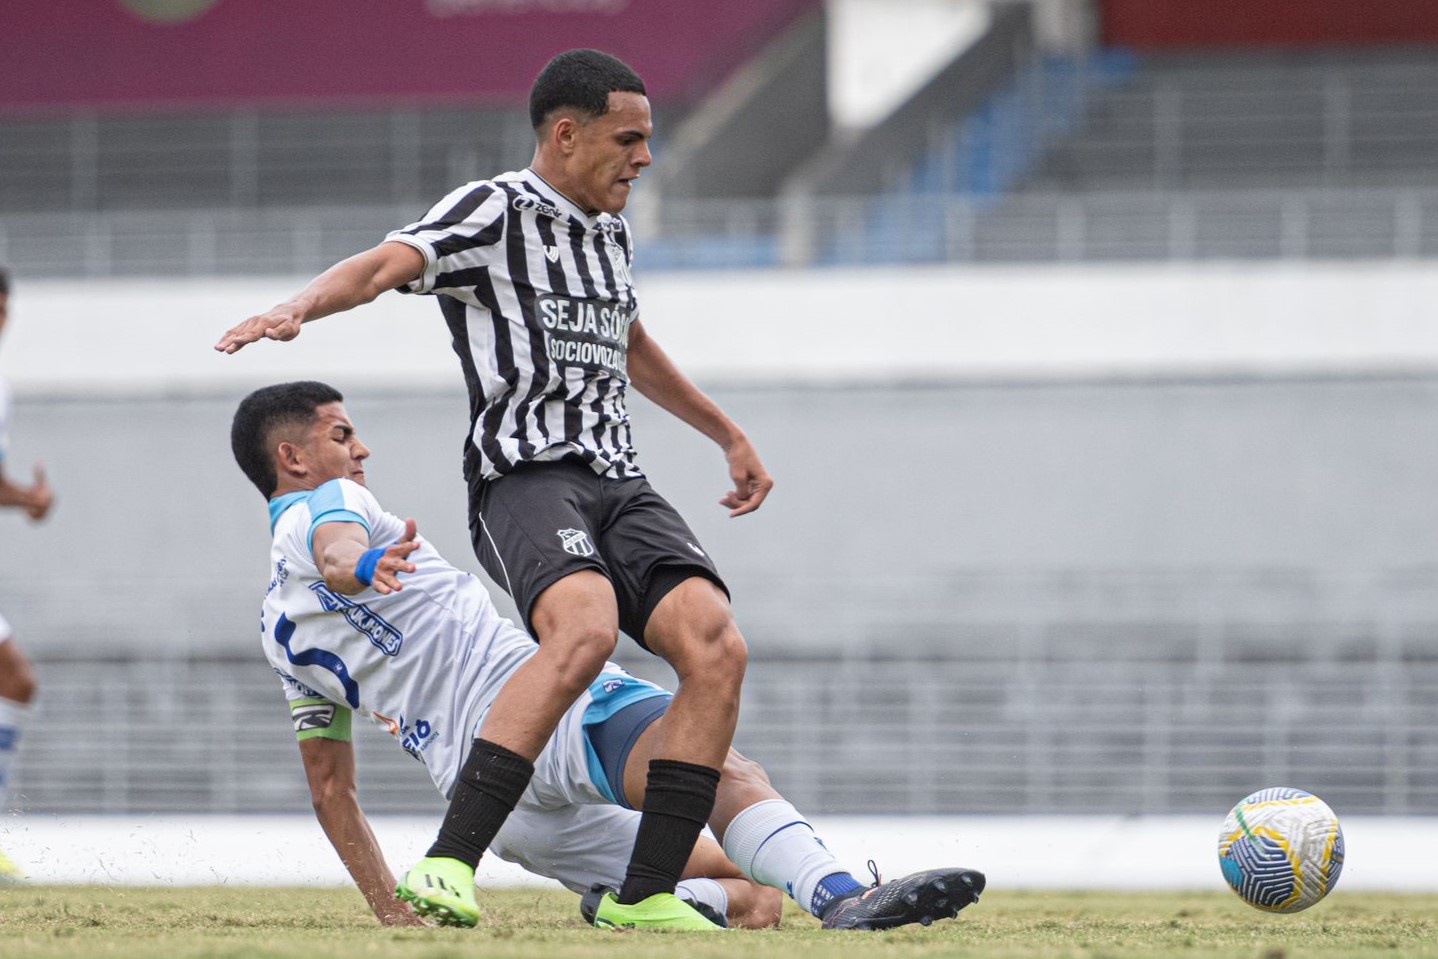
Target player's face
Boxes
[299,402,371,488]
[570,91,653,214]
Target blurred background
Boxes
[0,0,1435,869]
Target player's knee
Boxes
[668,620,747,686]
[0,643,36,703]
[537,625,615,695]
[733,885,783,929]
[721,748,772,792]
[702,625,748,690]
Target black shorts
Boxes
[469,457,727,647]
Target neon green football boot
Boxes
[0,846,25,885]
[395,856,479,927]
[589,890,727,931]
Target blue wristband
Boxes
[354,548,385,587]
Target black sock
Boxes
[616,759,722,905]
[425,738,534,867]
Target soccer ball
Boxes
[1217,786,1344,913]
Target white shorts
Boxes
[477,663,672,893]
[490,801,645,894]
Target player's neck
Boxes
[529,157,596,217]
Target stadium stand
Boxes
[8,6,1438,272]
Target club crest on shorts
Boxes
[557,527,595,557]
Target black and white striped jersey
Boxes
[386,168,641,483]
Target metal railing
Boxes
[11,641,1437,817]
[5,186,1438,276]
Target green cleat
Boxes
[589,890,727,931]
[395,856,480,927]
[0,846,24,885]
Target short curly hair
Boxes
[529,48,646,130]
[231,381,344,498]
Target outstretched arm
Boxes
[0,462,53,521]
[312,518,421,596]
[298,736,425,926]
[214,241,425,354]
[626,320,774,517]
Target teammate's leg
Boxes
[0,634,36,883]
[400,572,618,925]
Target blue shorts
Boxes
[581,673,672,808]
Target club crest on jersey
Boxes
[544,244,561,263]
[606,242,632,285]
[557,527,595,557]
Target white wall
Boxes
[827,0,992,130]
[5,813,1431,892]
[5,260,1437,397]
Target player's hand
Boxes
[25,462,53,522]
[368,518,421,595]
[214,306,305,354]
[719,436,773,517]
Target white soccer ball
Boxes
[1217,786,1344,913]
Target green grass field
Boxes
[2,887,1436,959]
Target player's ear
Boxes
[275,440,305,479]
[550,115,580,156]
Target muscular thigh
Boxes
[599,480,728,644]
[469,459,613,633]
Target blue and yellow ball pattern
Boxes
[1218,787,1344,913]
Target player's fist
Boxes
[370,519,421,595]
[25,462,53,522]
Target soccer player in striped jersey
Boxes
[0,267,55,883]
[217,51,771,928]
[230,381,983,931]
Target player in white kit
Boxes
[0,268,55,883]
[232,381,983,929]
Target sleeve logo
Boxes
[292,702,337,732]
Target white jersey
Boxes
[0,374,11,466]
[0,375,12,641]
[261,478,536,797]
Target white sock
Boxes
[0,696,30,814]
[722,799,859,918]
[675,877,728,919]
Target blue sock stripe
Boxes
[811,872,864,916]
[751,822,801,863]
